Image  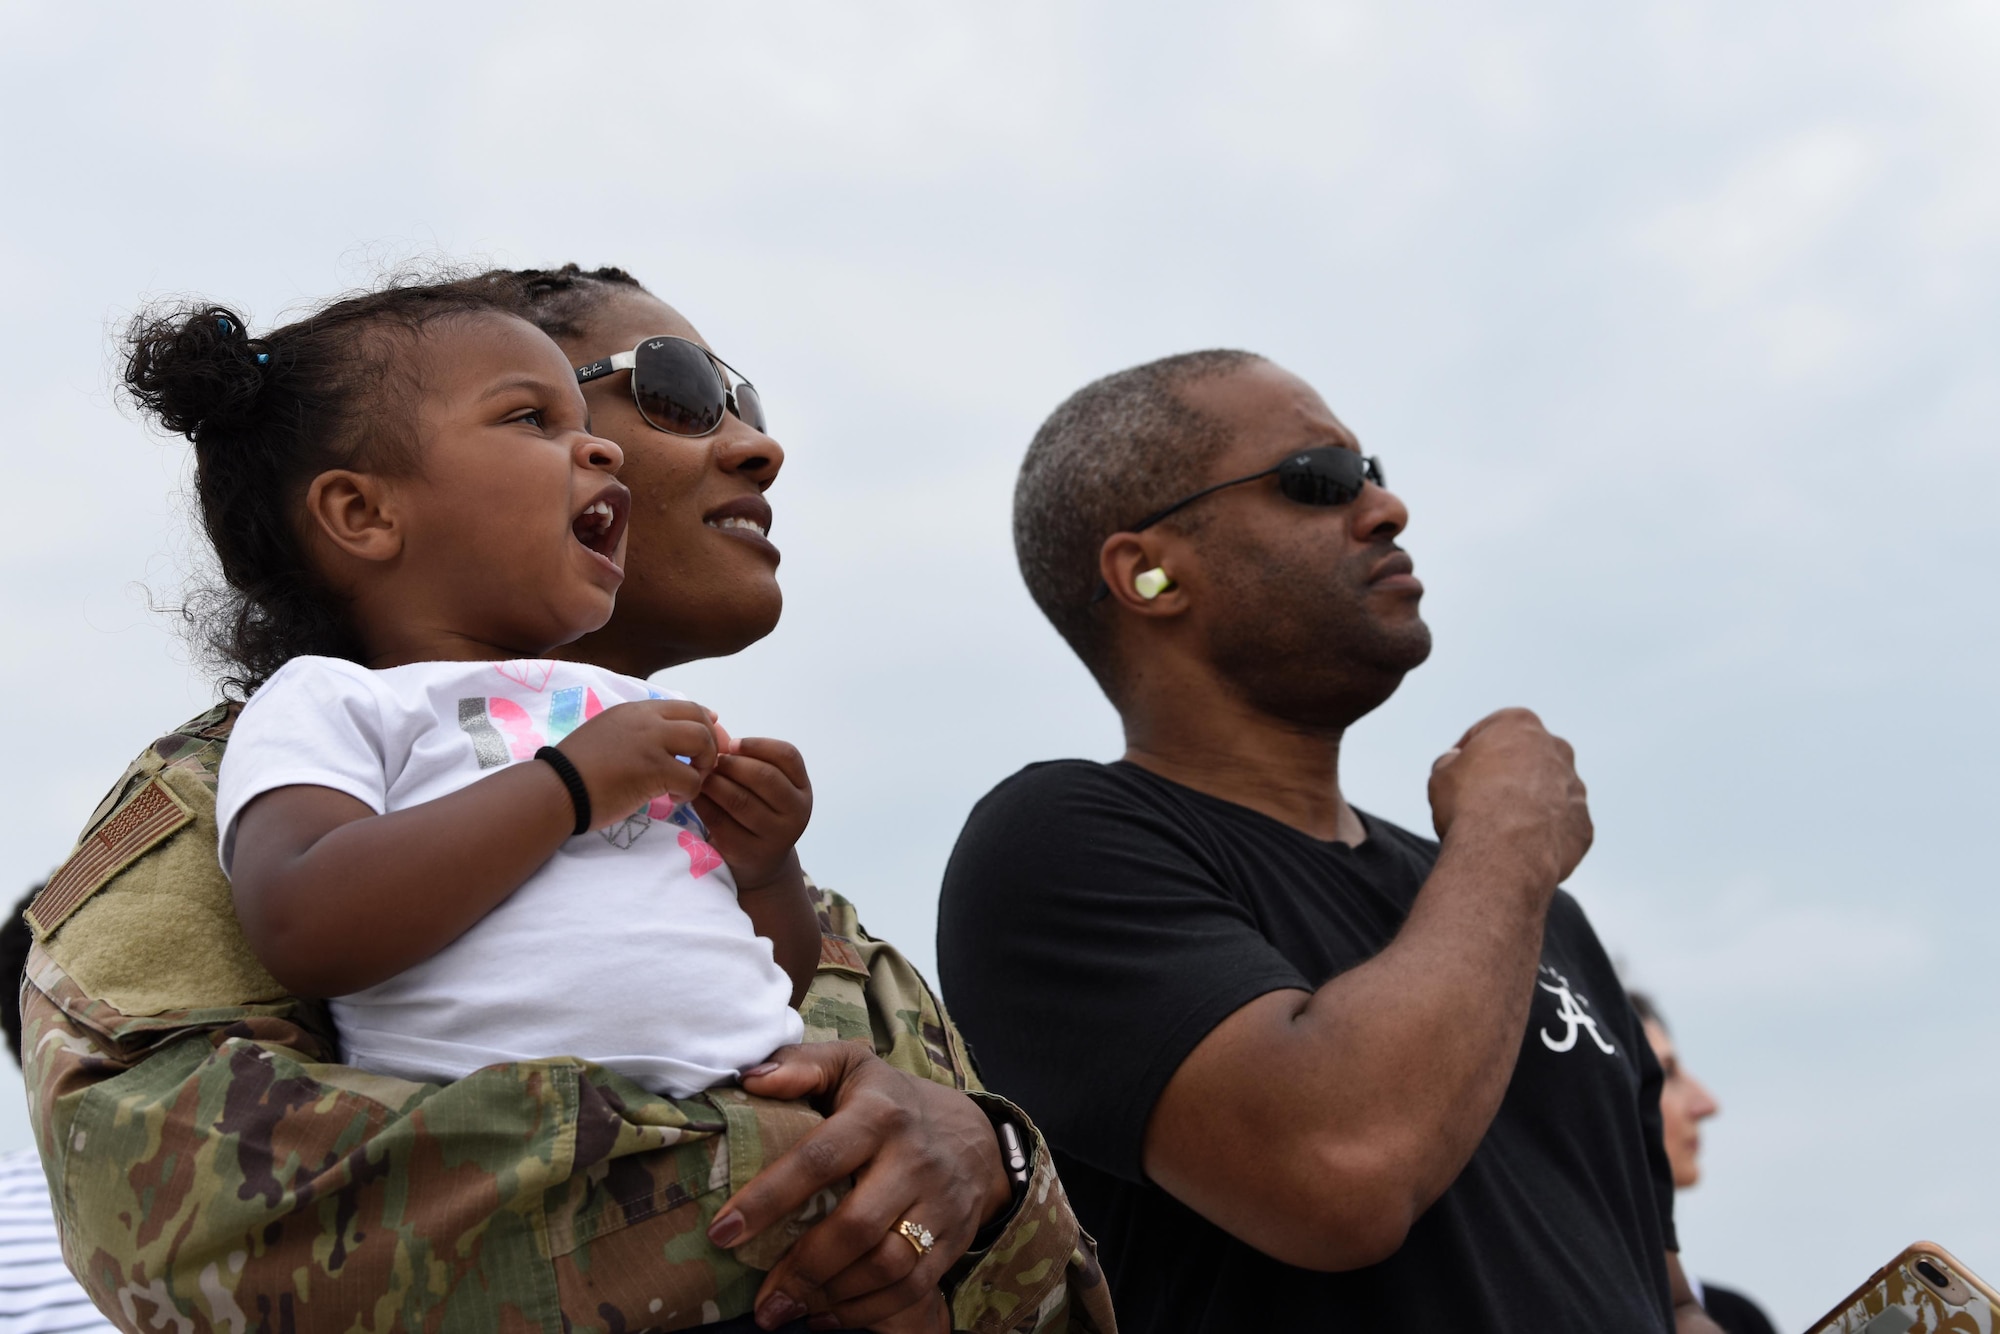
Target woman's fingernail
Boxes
[756,1293,806,1328]
[743,1061,781,1079]
[707,1212,745,1247]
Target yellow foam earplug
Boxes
[1135,567,1175,600]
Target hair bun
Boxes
[123,303,272,440]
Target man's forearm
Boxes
[1304,825,1555,1208]
[1145,826,1555,1269]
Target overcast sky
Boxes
[4,2,1998,1325]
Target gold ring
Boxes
[898,1219,935,1256]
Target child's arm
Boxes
[230,699,722,998]
[692,736,820,1007]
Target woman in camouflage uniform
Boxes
[20,266,1111,1334]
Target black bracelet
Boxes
[535,746,591,836]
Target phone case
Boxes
[1807,1242,2000,1334]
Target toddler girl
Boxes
[126,288,821,1106]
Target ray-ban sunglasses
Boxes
[574,335,766,437]
[1090,446,1385,604]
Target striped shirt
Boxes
[0,1147,116,1333]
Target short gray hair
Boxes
[1013,349,1263,684]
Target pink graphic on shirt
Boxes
[495,660,556,692]
[648,795,678,820]
[679,829,724,878]
[487,698,546,760]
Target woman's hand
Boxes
[707,1042,1015,1331]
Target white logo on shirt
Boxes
[1537,965,1616,1055]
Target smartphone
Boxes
[1806,1243,1999,1334]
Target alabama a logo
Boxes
[1536,964,1616,1055]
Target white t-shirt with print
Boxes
[215,655,804,1099]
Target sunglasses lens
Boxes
[632,338,726,435]
[731,379,767,433]
[1278,449,1367,505]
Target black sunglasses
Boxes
[574,335,766,437]
[1090,446,1385,604]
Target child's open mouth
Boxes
[572,484,631,562]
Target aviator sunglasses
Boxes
[574,335,766,437]
[1090,446,1385,604]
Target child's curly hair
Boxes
[125,275,510,695]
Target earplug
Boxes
[1134,567,1175,600]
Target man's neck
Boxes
[1121,696,1362,845]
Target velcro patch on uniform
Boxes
[817,933,868,976]
[28,777,195,939]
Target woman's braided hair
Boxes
[124,275,511,696]
[478,263,647,341]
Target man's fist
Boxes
[1428,707,1593,889]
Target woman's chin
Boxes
[572,584,783,675]
[687,586,784,659]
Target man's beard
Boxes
[1202,541,1433,734]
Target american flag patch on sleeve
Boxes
[27,777,195,939]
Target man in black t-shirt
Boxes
[938,351,1725,1333]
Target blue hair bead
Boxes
[216,316,234,335]
[255,352,270,365]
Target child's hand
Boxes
[692,737,812,890]
[555,700,720,830]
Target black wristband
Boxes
[535,746,591,836]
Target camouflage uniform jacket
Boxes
[22,704,1112,1334]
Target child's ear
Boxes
[304,469,404,563]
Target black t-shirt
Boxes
[938,760,1677,1334]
